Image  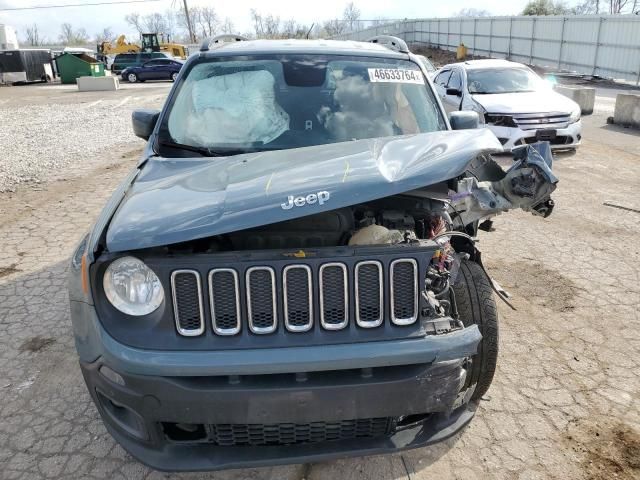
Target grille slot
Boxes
[390,259,418,325]
[355,261,383,328]
[246,267,277,334]
[283,265,313,332]
[207,418,393,446]
[209,269,241,335]
[171,270,204,336]
[319,263,348,330]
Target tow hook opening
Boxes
[163,422,208,443]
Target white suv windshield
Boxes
[467,68,545,94]
[159,55,446,155]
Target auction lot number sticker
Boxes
[368,68,425,84]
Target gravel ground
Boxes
[0,83,639,480]
[0,83,169,192]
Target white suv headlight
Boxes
[469,100,486,125]
[569,106,581,124]
[103,256,164,316]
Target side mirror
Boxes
[446,88,462,97]
[449,111,480,130]
[132,109,160,140]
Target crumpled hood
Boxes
[106,129,502,252]
[472,90,578,114]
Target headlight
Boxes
[103,256,164,316]
[469,100,486,125]
[569,106,581,124]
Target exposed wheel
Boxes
[171,72,178,82]
[127,73,138,83]
[451,259,499,400]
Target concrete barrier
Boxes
[76,76,119,92]
[554,85,595,115]
[613,93,640,129]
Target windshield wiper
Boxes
[158,140,224,157]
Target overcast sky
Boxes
[0,0,579,43]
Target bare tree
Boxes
[572,0,599,13]
[25,24,45,46]
[281,19,310,38]
[58,23,88,45]
[251,9,282,39]
[125,13,144,34]
[177,5,201,40]
[343,2,361,32]
[323,18,347,36]
[609,0,629,12]
[143,13,169,34]
[95,27,114,44]
[194,6,218,38]
[220,17,235,34]
[163,9,177,39]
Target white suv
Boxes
[433,59,582,151]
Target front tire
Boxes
[452,259,499,400]
[127,73,138,83]
[170,72,178,82]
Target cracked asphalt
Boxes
[0,83,639,480]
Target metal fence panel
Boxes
[333,14,640,84]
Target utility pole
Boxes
[182,0,195,43]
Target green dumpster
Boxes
[55,53,105,84]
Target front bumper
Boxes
[82,358,477,472]
[72,301,482,471]
[487,120,582,151]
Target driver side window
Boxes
[434,70,451,87]
[447,70,462,90]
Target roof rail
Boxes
[200,34,249,52]
[366,35,409,54]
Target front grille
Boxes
[163,418,394,446]
[355,261,383,328]
[209,269,241,335]
[246,267,277,334]
[170,257,420,337]
[512,112,570,130]
[390,260,418,325]
[171,270,204,336]
[319,263,348,330]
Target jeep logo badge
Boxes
[281,191,330,210]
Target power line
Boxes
[0,0,162,12]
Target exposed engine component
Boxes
[349,225,403,245]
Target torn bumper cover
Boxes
[73,300,481,472]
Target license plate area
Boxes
[536,129,557,141]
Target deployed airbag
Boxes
[172,70,290,146]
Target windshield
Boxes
[158,54,446,156]
[467,67,545,94]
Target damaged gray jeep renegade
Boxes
[68,35,558,471]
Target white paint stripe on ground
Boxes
[115,96,132,108]
[85,99,103,109]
